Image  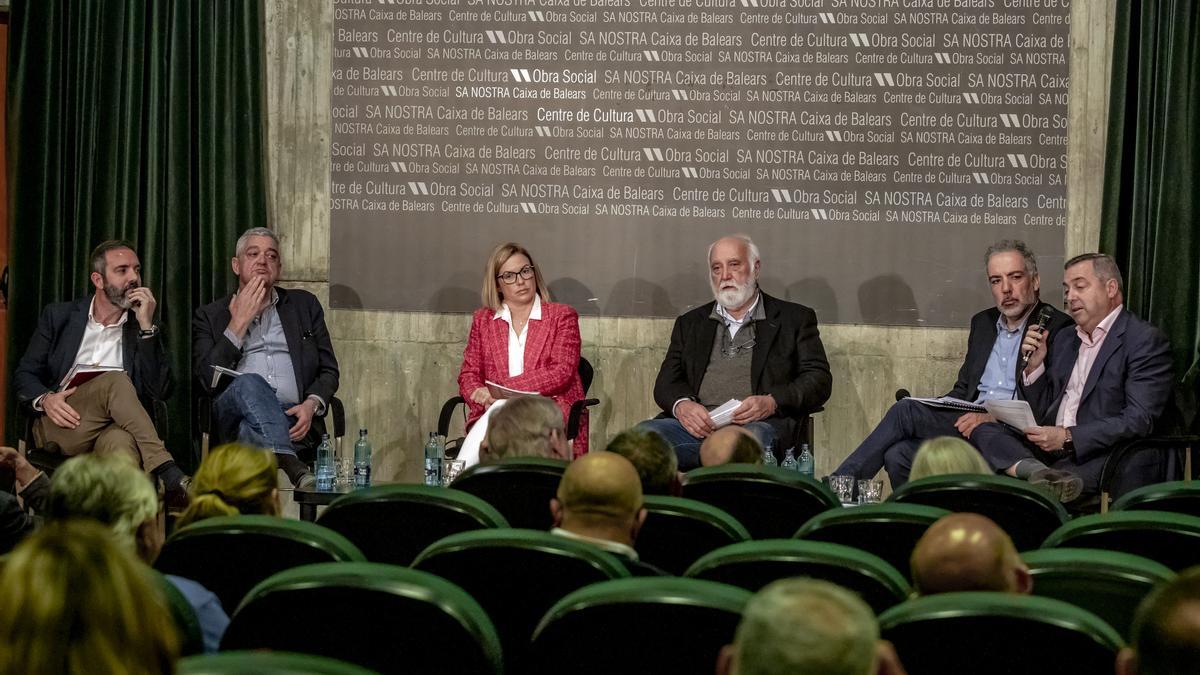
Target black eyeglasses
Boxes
[497,265,535,284]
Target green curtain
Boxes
[1101,0,1200,426]
[6,0,268,470]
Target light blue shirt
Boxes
[166,575,230,654]
[223,291,301,405]
[975,313,1029,403]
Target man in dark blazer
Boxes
[13,241,185,497]
[641,235,832,470]
[836,241,1072,487]
[193,227,339,488]
[972,253,1173,502]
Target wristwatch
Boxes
[139,325,160,339]
[1062,427,1075,455]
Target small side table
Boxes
[292,484,353,521]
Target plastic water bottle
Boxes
[781,446,798,471]
[424,432,444,487]
[315,433,335,491]
[797,443,815,478]
[761,439,778,467]
[354,428,372,488]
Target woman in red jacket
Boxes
[458,242,588,456]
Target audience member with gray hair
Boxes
[717,578,907,675]
[605,427,681,495]
[482,395,569,461]
[700,425,764,467]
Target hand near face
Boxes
[228,275,268,338]
[1021,325,1050,374]
[127,287,157,329]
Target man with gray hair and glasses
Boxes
[836,240,1072,488]
[193,227,340,488]
[717,578,907,675]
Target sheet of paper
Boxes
[708,398,742,429]
[59,364,124,391]
[485,380,540,399]
[983,399,1038,430]
[906,396,987,413]
[210,365,243,390]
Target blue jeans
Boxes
[638,418,777,471]
[834,399,969,487]
[213,374,299,456]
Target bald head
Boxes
[552,452,646,547]
[910,513,1031,596]
[701,426,764,467]
[1118,569,1200,675]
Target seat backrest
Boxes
[795,502,951,580]
[179,651,378,675]
[685,539,911,614]
[1022,548,1175,641]
[637,495,751,576]
[316,485,508,565]
[1113,480,1200,517]
[155,515,365,611]
[879,592,1123,675]
[529,577,751,675]
[222,563,502,675]
[888,473,1069,550]
[681,464,840,539]
[1042,510,1200,571]
[449,457,568,529]
[413,528,629,670]
[578,356,594,394]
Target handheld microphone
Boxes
[1020,306,1055,368]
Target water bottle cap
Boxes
[321,433,330,440]
[359,428,368,436]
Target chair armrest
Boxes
[438,396,466,438]
[1099,435,1200,502]
[567,398,600,441]
[330,397,346,439]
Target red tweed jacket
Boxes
[457,301,588,455]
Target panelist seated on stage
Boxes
[13,240,186,502]
[640,234,832,471]
[971,253,1174,503]
[457,242,588,458]
[835,240,1072,487]
[910,513,1032,596]
[193,227,340,489]
[479,395,571,462]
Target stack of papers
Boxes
[59,364,124,391]
[907,396,987,412]
[983,399,1038,430]
[708,399,742,428]
[485,380,540,399]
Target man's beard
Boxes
[104,281,139,309]
[713,277,756,310]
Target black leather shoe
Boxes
[1029,468,1083,503]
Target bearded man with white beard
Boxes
[14,240,186,503]
[640,235,832,470]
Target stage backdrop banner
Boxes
[329,1,1070,327]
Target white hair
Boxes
[708,234,761,267]
[235,227,280,258]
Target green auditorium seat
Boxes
[180,651,378,674]
[412,528,628,671]
[681,464,840,539]
[448,457,567,530]
[794,502,951,580]
[888,473,1068,550]
[880,592,1122,674]
[221,563,502,675]
[155,571,205,657]
[685,539,910,613]
[529,577,751,675]
[316,485,508,565]
[1112,480,1200,518]
[155,515,365,611]
[1023,548,1174,640]
[636,495,750,575]
[1042,510,1200,571]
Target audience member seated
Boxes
[0,519,179,675]
[605,427,681,496]
[717,578,907,675]
[907,436,994,482]
[45,454,229,652]
[193,227,341,489]
[13,240,187,503]
[457,242,587,465]
[0,446,51,554]
[641,234,832,471]
[480,395,571,462]
[910,513,1031,596]
[175,443,280,529]
[700,426,764,467]
[1117,568,1200,675]
[550,451,666,576]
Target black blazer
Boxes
[947,301,1073,401]
[653,292,832,429]
[192,286,340,405]
[13,297,173,411]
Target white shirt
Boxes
[714,293,761,340]
[493,294,542,377]
[76,297,127,369]
[550,527,641,561]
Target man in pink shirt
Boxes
[972,254,1173,503]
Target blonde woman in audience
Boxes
[175,443,280,529]
[0,519,179,675]
[908,436,994,482]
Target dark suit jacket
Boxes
[653,292,832,442]
[1023,307,1174,467]
[13,297,173,412]
[947,302,1073,401]
[192,287,340,406]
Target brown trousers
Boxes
[34,371,172,472]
